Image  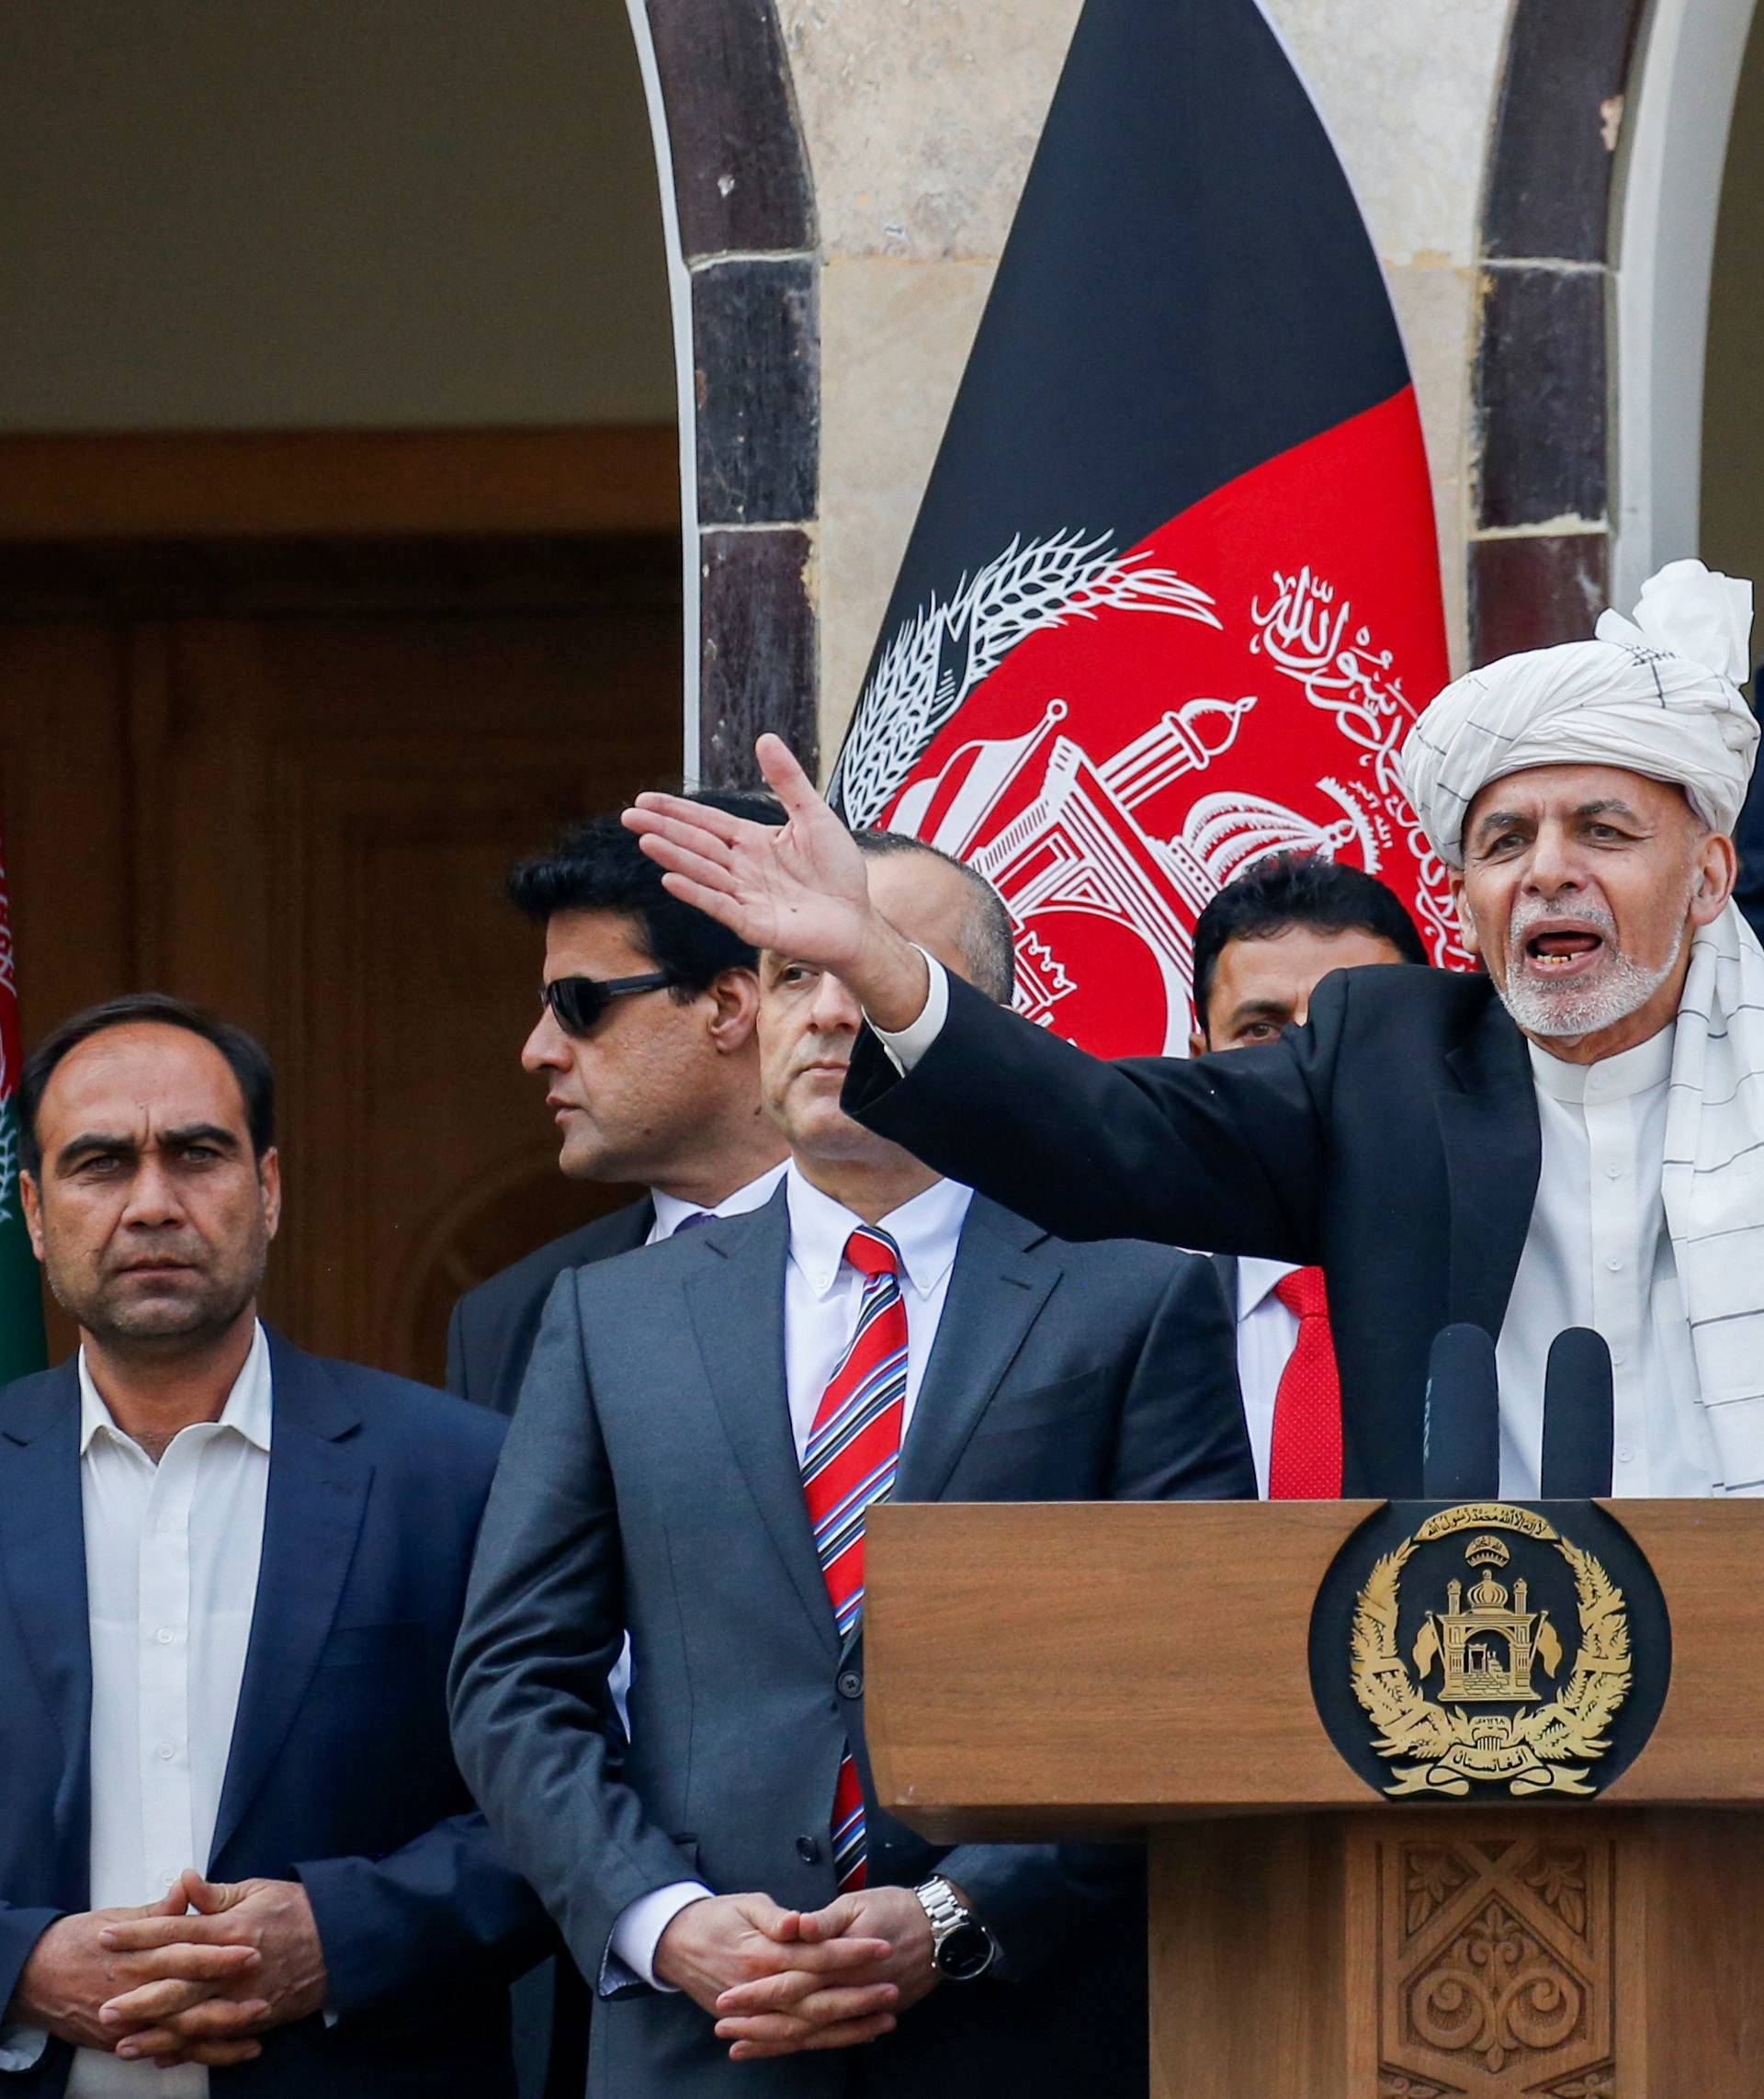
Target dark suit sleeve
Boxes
[932,1250,1253,1978]
[296,1811,550,2019]
[846,967,1339,1261]
[0,1906,67,2025]
[448,1276,701,1992]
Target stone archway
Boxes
[1468,0,1758,666]
[1465,0,1648,666]
[631,0,821,785]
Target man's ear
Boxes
[1689,829,1739,928]
[707,968,763,1053]
[19,1172,44,1265]
[1450,869,1481,958]
[1188,1027,1207,1058]
[258,1148,283,1242]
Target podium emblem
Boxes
[1319,1503,1660,1800]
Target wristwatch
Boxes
[913,1875,997,1980]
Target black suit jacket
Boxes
[450,1186,1253,2099]
[0,1335,548,2097]
[446,1200,653,1416]
[844,963,1542,1498]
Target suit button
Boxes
[837,1670,863,1699]
[796,1836,821,1865]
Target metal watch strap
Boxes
[915,1875,969,1945]
[914,1873,994,1979]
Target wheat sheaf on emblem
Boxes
[830,530,1221,828]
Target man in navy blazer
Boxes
[0,994,547,2095]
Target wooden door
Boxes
[0,540,680,1382]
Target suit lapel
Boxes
[1437,999,1541,1344]
[686,1193,839,1662]
[0,1364,92,1868]
[895,1198,1057,1503]
[209,1337,371,1869]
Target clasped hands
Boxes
[654,1886,944,2062]
[13,1868,327,2069]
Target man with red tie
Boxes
[1190,854,1428,1500]
[450,833,1252,2099]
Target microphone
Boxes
[1423,1323,1499,1500]
[1540,1326,1615,1499]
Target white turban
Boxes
[1401,559,1759,868]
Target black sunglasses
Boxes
[541,970,675,1037]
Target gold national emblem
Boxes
[1348,1503,1633,1797]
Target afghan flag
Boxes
[0,847,45,1385]
[829,0,1459,1058]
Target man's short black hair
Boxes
[506,791,786,997]
[17,993,276,1178]
[1191,852,1428,1027]
[852,830,1017,1005]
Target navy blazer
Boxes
[0,1334,549,2097]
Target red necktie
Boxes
[1268,1265,1342,1499]
[800,1227,909,1889]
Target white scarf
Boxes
[1665,902,1764,1492]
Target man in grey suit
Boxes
[450,834,1254,2097]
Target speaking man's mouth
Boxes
[1519,923,1608,981]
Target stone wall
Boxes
[778,0,1513,766]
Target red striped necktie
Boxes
[800,1225,910,1890]
[1269,1265,1343,1499]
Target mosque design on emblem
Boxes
[1414,1535,1561,1706]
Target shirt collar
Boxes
[1528,1020,1676,1106]
[78,1320,274,1457]
[785,1161,974,1299]
[1237,1254,1299,1319]
[650,1161,788,1242]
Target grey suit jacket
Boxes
[450,1185,1253,2099]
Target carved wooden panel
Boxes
[1370,1829,1616,2097]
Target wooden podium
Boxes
[864,1501,1764,2097]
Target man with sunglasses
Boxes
[446,796,790,1424]
[445,797,790,2099]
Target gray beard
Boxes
[1498,923,1685,1039]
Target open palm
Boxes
[625,734,874,968]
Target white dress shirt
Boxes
[609,1166,974,1989]
[879,951,1719,1499]
[1498,1029,1715,1497]
[17,1325,274,2099]
[1233,1258,1300,1498]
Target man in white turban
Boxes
[620,561,1764,1501]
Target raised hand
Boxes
[623,735,931,1030]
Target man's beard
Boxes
[1496,892,1687,1040]
[51,1242,266,1352]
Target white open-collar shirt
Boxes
[64,1322,273,2099]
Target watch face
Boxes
[933,1919,995,1981]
